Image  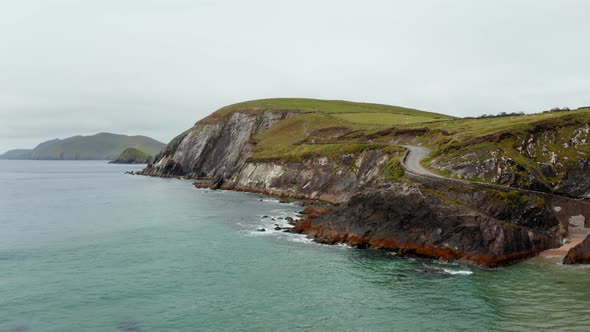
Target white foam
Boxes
[286,235,315,244]
[442,268,473,275]
[260,198,280,203]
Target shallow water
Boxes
[1,161,589,331]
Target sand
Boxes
[538,227,590,262]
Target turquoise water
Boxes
[1,161,589,331]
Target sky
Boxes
[1,0,589,153]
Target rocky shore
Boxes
[563,235,590,264]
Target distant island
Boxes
[0,132,165,161]
[109,147,154,164]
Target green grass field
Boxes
[216,98,453,118]
[415,109,590,142]
[331,112,447,125]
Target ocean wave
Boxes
[415,264,473,276]
[442,268,473,275]
[286,235,315,244]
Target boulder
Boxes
[563,235,590,264]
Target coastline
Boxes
[191,178,566,268]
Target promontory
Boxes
[139,98,590,267]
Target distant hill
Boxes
[109,147,153,164]
[0,149,33,160]
[0,133,166,160]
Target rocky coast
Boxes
[139,99,590,267]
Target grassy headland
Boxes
[200,98,589,189]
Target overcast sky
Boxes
[1,0,589,153]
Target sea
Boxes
[1,160,589,331]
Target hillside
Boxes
[109,147,153,164]
[140,98,589,266]
[0,133,165,160]
[145,98,589,196]
[383,108,590,196]
[201,98,453,163]
[0,149,33,160]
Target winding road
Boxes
[400,144,588,199]
[401,144,590,258]
[400,145,444,178]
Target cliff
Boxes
[140,98,590,267]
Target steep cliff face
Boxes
[429,120,590,198]
[141,110,397,203]
[221,150,391,203]
[141,111,297,181]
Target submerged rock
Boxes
[563,235,590,264]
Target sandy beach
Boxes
[538,226,590,263]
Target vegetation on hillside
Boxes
[216,98,453,119]
[109,147,153,164]
[0,149,33,160]
[0,133,165,160]
[205,99,589,189]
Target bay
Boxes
[1,161,589,331]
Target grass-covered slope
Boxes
[208,98,452,162]
[1,133,166,160]
[274,103,589,194]
[412,109,590,192]
[109,147,153,164]
[216,98,452,119]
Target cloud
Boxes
[1,0,589,152]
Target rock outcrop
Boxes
[563,235,590,264]
[430,121,590,198]
[141,111,297,182]
[292,180,560,267]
